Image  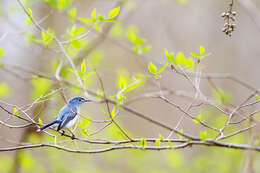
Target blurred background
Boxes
[1,0,260,172]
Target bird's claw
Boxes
[61,130,65,136]
[71,135,75,140]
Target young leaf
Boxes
[0,48,4,57]
[0,83,10,98]
[108,6,120,19]
[27,8,32,16]
[140,138,146,149]
[71,40,81,49]
[119,76,126,89]
[91,8,97,21]
[38,118,43,126]
[168,140,173,149]
[142,45,152,53]
[197,114,202,121]
[13,107,18,116]
[200,131,207,141]
[111,106,116,118]
[83,117,91,128]
[193,118,200,124]
[178,129,183,139]
[256,94,259,100]
[79,18,92,27]
[41,29,54,46]
[155,139,161,147]
[68,8,77,22]
[191,52,200,58]
[81,59,86,73]
[200,46,205,56]
[157,63,169,74]
[183,58,194,69]
[81,129,89,136]
[159,134,164,141]
[148,62,157,74]
[175,52,185,66]
[165,49,175,64]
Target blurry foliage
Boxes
[176,0,188,5]
[0,83,10,98]
[212,88,233,104]
[31,77,51,99]
[80,7,120,32]
[127,26,152,54]
[0,48,4,67]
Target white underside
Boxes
[64,114,79,129]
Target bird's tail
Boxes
[36,120,61,132]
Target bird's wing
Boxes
[57,111,77,130]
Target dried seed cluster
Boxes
[221,11,237,37]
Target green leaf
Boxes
[72,27,85,37]
[111,106,116,118]
[200,131,207,141]
[155,139,160,147]
[41,29,54,46]
[13,107,18,116]
[165,49,175,64]
[148,62,157,74]
[159,134,164,141]
[157,63,169,74]
[134,37,145,46]
[108,6,120,19]
[0,83,10,98]
[81,59,86,73]
[119,76,126,89]
[123,80,143,93]
[175,52,185,66]
[142,45,152,53]
[96,89,104,98]
[104,19,119,23]
[31,78,51,99]
[256,94,259,100]
[178,129,183,139]
[193,114,202,124]
[83,117,91,128]
[38,118,42,126]
[140,138,146,149]
[200,46,205,56]
[71,40,81,49]
[183,58,194,69]
[197,114,202,121]
[68,8,77,22]
[91,8,96,21]
[191,52,200,58]
[94,23,101,32]
[57,0,72,11]
[27,8,32,16]
[212,88,233,103]
[0,48,4,57]
[81,129,89,136]
[168,140,173,149]
[193,118,200,124]
[79,18,92,27]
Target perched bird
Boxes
[36,96,89,139]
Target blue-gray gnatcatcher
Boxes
[36,96,89,139]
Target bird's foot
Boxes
[61,130,65,136]
[71,134,75,140]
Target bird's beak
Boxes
[84,99,90,102]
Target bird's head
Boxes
[68,97,89,106]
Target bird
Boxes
[36,96,89,139]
